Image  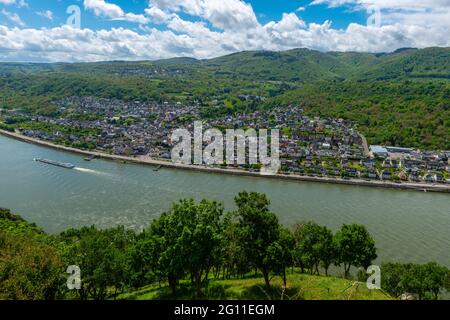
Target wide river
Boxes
[0,135,449,266]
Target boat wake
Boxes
[74,167,113,177]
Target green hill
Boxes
[203,47,450,81]
[1,47,449,82]
[201,49,349,81]
[354,47,450,80]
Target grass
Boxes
[117,273,393,301]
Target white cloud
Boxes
[147,0,259,31]
[0,0,448,62]
[310,0,450,9]
[36,10,53,20]
[1,9,24,27]
[310,0,450,27]
[265,13,307,32]
[84,0,149,24]
[0,0,16,5]
[0,0,27,7]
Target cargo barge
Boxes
[33,158,76,169]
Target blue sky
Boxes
[0,0,448,62]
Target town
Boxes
[1,96,449,185]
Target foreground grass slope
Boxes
[118,273,392,301]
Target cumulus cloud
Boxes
[0,0,449,62]
[84,0,149,24]
[147,0,259,31]
[310,0,450,28]
[311,0,450,8]
[0,0,27,7]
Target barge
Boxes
[33,158,76,169]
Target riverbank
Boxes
[1,129,449,193]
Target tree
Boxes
[382,262,449,300]
[146,211,186,295]
[0,231,63,300]
[266,227,295,287]
[59,226,135,300]
[293,222,335,276]
[148,199,223,297]
[234,192,280,289]
[318,227,335,276]
[180,199,223,297]
[381,263,406,298]
[128,230,162,289]
[422,262,448,300]
[334,224,377,277]
[220,211,250,280]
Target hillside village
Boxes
[1,97,449,184]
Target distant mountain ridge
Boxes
[160,47,450,81]
[1,47,449,82]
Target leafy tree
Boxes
[422,262,448,300]
[380,263,406,298]
[59,226,135,300]
[334,224,377,277]
[0,231,63,300]
[319,227,335,276]
[266,227,295,287]
[127,230,161,289]
[220,211,250,280]
[180,199,223,297]
[293,222,335,276]
[233,192,280,289]
[148,199,223,297]
[382,262,449,300]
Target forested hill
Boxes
[202,47,450,81]
[0,47,449,149]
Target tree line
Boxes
[1,193,449,300]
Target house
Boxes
[381,170,392,180]
[360,158,376,169]
[434,173,445,183]
[410,172,421,182]
[368,170,378,179]
[422,173,435,183]
[400,159,425,170]
[360,170,378,179]
[398,171,409,181]
[327,167,341,176]
[390,159,400,168]
[345,167,357,178]
[426,161,446,171]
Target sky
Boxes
[0,0,449,62]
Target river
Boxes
[0,134,449,266]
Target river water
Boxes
[0,135,449,266]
